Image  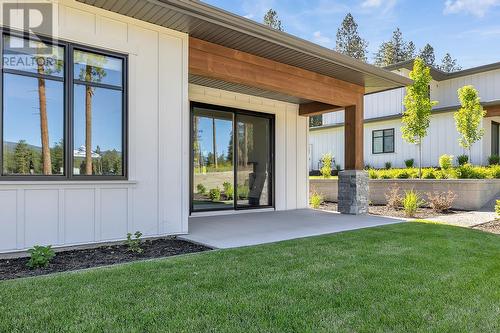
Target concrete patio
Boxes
[183,209,404,249]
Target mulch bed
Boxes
[473,220,500,234]
[319,201,460,219]
[0,238,211,281]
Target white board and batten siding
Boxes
[0,0,190,252]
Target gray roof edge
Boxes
[159,0,412,88]
[385,59,500,81]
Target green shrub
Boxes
[403,190,424,218]
[488,154,500,165]
[368,169,378,179]
[209,188,221,201]
[196,183,206,194]
[404,159,415,168]
[457,154,469,166]
[396,169,411,179]
[379,171,393,179]
[455,163,487,179]
[310,192,323,209]
[222,182,234,200]
[384,162,392,170]
[27,245,55,269]
[439,154,453,170]
[422,168,437,179]
[126,231,143,254]
[320,153,333,178]
[364,164,372,170]
[489,165,500,179]
[237,185,249,199]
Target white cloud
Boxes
[312,31,332,45]
[444,0,500,17]
[360,0,397,13]
[361,0,382,8]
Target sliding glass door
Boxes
[191,103,274,213]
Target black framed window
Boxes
[372,128,394,154]
[0,32,127,180]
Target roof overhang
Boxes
[77,0,411,94]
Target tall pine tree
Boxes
[263,9,283,31]
[419,43,436,66]
[335,13,368,62]
[374,28,415,67]
[439,53,462,72]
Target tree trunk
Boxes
[469,147,472,165]
[37,62,52,175]
[85,66,93,175]
[418,138,422,179]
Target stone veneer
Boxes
[337,170,369,215]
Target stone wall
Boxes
[310,178,500,211]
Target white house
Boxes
[0,0,409,253]
[310,60,500,170]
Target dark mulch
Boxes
[474,220,500,234]
[0,238,211,281]
[319,201,460,219]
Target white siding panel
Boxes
[0,191,17,251]
[100,189,128,241]
[64,189,95,245]
[24,190,59,247]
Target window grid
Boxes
[372,128,395,154]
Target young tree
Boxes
[335,13,368,62]
[454,85,486,163]
[374,28,415,66]
[14,140,33,174]
[438,53,462,72]
[263,9,283,31]
[419,43,435,66]
[402,58,438,177]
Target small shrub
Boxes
[209,187,221,201]
[379,172,392,179]
[456,164,487,179]
[222,181,234,200]
[426,191,457,213]
[488,154,500,165]
[126,231,143,254]
[404,159,415,168]
[368,169,378,179]
[310,192,323,209]
[237,185,249,199]
[320,153,333,178]
[196,183,206,194]
[496,200,500,216]
[439,154,453,170]
[384,162,392,170]
[395,169,411,179]
[364,164,372,170]
[457,154,469,166]
[403,190,424,218]
[422,168,437,179]
[335,164,342,172]
[27,245,55,269]
[490,165,500,179]
[385,185,402,209]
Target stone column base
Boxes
[338,170,369,215]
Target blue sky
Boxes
[204,0,500,69]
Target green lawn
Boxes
[1,222,500,332]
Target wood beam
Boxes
[189,37,364,107]
[298,102,343,116]
[486,105,500,117]
[344,97,364,170]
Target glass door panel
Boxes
[236,115,272,208]
[192,108,234,211]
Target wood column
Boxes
[344,97,364,170]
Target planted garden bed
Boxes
[0,238,210,281]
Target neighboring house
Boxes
[309,60,500,170]
[0,0,409,253]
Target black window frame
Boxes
[0,29,128,181]
[190,102,275,214]
[372,128,395,154]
